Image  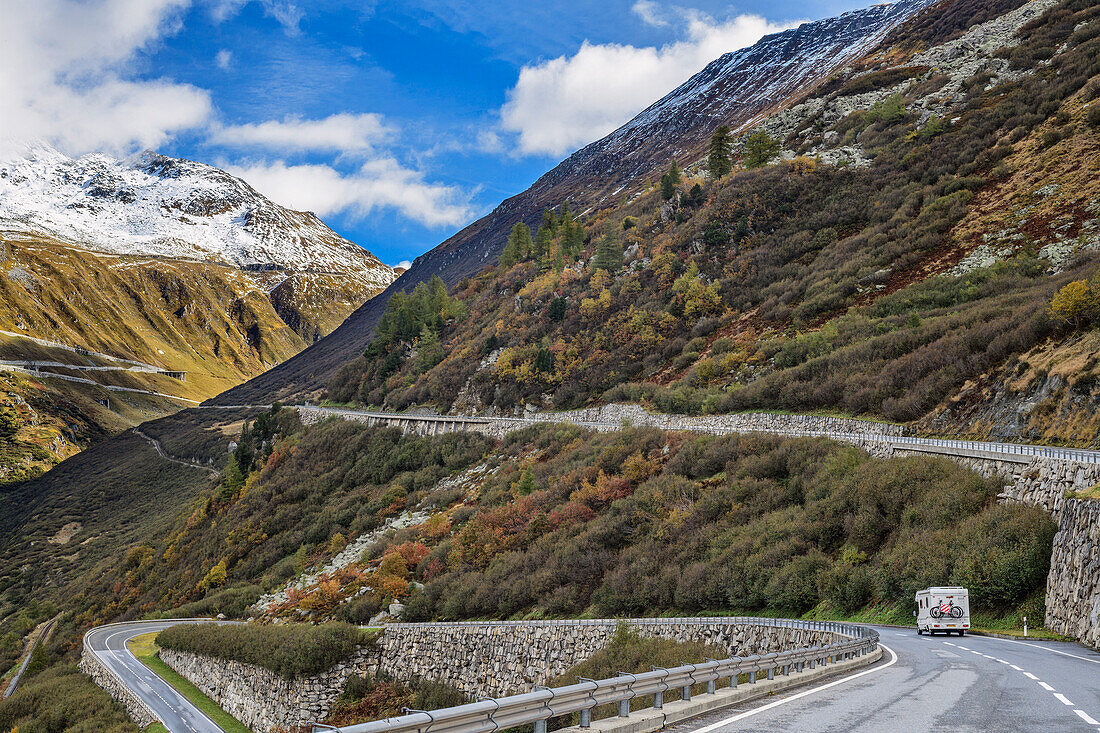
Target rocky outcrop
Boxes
[79,646,158,729]
[1045,498,1100,649]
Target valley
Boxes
[0,148,395,481]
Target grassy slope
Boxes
[126,632,250,733]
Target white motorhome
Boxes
[915,587,970,635]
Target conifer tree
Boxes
[708,125,733,178]
[594,235,623,273]
[668,159,681,185]
[660,173,676,201]
[533,223,554,261]
[743,131,780,168]
[510,222,533,260]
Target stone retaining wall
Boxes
[376,619,841,698]
[159,646,379,733]
[79,647,158,729]
[160,619,845,732]
[1045,498,1100,649]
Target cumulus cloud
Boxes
[209,113,392,154]
[215,49,233,69]
[225,159,473,228]
[501,11,796,157]
[0,0,212,158]
[394,260,412,270]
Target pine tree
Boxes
[553,244,564,273]
[510,222,533,260]
[743,131,780,168]
[668,159,681,185]
[540,208,558,233]
[415,324,443,372]
[500,231,519,268]
[594,235,623,273]
[660,173,676,201]
[708,124,734,178]
[533,223,554,261]
[564,221,585,258]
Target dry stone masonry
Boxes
[160,618,848,733]
[375,618,842,698]
[1045,498,1100,649]
[79,647,158,729]
[159,646,378,733]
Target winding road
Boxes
[677,627,1100,732]
[84,620,226,733]
[86,618,1100,733]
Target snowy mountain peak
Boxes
[0,143,394,290]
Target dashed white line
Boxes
[1023,672,1039,680]
[1009,664,1022,671]
[1073,709,1099,725]
[1037,681,1055,692]
[1053,693,1074,706]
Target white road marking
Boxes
[956,645,970,650]
[1023,672,1039,680]
[1054,693,1074,706]
[979,636,1100,665]
[1010,664,1022,671]
[994,659,1009,664]
[1038,681,1055,691]
[1074,709,1099,725]
[689,644,898,732]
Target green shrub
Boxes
[156,622,372,679]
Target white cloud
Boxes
[394,260,412,270]
[225,159,473,228]
[0,0,212,158]
[209,0,304,34]
[210,113,392,154]
[632,1,668,28]
[501,11,796,157]
[215,49,233,69]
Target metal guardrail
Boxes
[315,619,878,733]
[302,407,1100,465]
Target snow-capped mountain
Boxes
[218,0,938,403]
[0,143,394,292]
[546,0,937,207]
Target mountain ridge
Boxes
[212,0,938,405]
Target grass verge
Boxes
[126,632,251,733]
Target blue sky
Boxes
[4,0,870,267]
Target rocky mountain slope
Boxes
[324,0,1100,445]
[214,0,938,404]
[1,144,395,341]
[0,146,395,478]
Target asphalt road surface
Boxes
[676,626,1100,733]
[84,619,225,733]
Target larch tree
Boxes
[707,125,734,178]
